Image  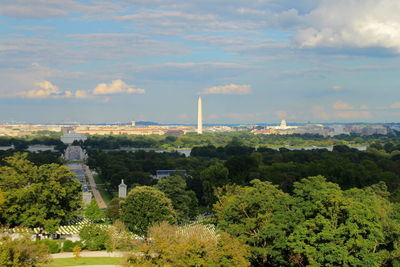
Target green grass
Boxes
[93,174,113,205]
[51,257,123,266]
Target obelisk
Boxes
[197,96,203,134]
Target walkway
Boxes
[84,165,107,209]
[51,251,126,259]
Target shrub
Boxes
[0,235,50,266]
[79,224,111,251]
[126,222,250,267]
[62,240,83,252]
[35,239,61,254]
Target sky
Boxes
[1,0,400,124]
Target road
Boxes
[84,165,107,209]
[66,163,107,209]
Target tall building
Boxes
[197,96,203,134]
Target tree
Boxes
[106,197,122,222]
[200,162,229,205]
[120,186,176,235]
[85,199,104,221]
[79,224,111,251]
[215,176,400,266]
[263,176,400,266]
[155,175,198,222]
[0,234,50,267]
[126,222,250,267]
[0,153,82,229]
[213,179,288,265]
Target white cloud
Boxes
[333,101,352,110]
[294,0,400,54]
[74,90,90,99]
[102,97,111,103]
[330,85,343,91]
[200,84,251,95]
[18,81,62,98]
[92,80,145,95]
[312,106,329,120]
[389,102,400,109]
[18,80,90,99]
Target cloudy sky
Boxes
[1,0,400,124]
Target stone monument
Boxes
[118,179,127,198]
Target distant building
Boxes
[197,96,203,134]
[165,130,184,136]
[61,133,87,144]
[156,170,187,179]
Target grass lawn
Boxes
[93,174,113,205]
[51,257,123,266]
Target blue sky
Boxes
[1,0,400,124]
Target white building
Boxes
[61,133,87,144]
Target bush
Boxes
[126,222,250,267]
[35,239,61,254]
[0,235,50,266]
[79,224,111,251]
[62,240,83,252]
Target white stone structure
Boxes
[61,133,87,144]
[82,191,92,205]
[197,96,203,134]
[118,179,127,198]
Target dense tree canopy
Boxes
[84,199,104,221]
[155,175,198,222]
[0,153,82,230]
[214,176,400,266]
[120,186,176,235]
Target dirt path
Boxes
[84,165,107,209]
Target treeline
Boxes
[80,132,399,150]
[0,136,66,151]
[87,142,400,207]
[0,150,63,166]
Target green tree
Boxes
[200,162,229,205]
[85,199,104,221]
[0,153,82,229]
[215,176,400,266]
[120,186,176,236]
[106,197,122,222]
[79,224,111,251]
[214,179,288,265]
[0,235,50,267]
[155,175,198,222]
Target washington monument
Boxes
[197,96,203,134]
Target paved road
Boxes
[84,165,107,209]
[66,163,107,209]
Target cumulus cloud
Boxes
[333,101,352,110]
[200,84,251,95]
[18,81,62,98]
[330,85,344,91]
[18,80,89,99]
[312,106,330,120]
[389,102,400,109]
[294,0,400,54]
[92,80,145,95]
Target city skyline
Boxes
[1,1,400,123]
